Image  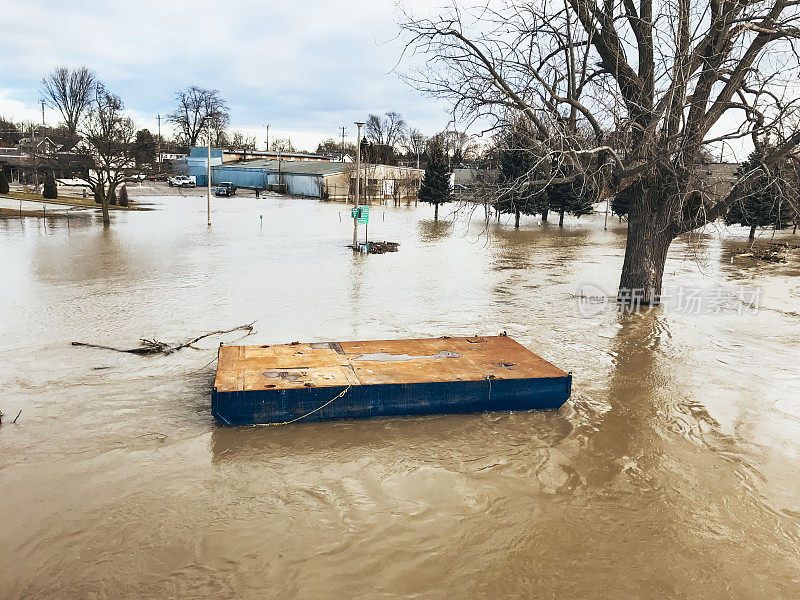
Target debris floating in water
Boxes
[732,242,797,263]
[71,322,256,355]
[350,241,400,254]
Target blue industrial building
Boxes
[211,159,353,197]
[173,147,224,186]
[172,148,423,199]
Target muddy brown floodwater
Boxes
[1,190,799,599]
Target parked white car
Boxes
[168,175,196,188]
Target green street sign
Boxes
[351,206,370,223]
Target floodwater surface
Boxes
[1,189,799,599]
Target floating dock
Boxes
[212,335,572,425]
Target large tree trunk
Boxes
[617,199,675,305]
[541,208,548,222]
[749,225,756,240]
[515,209,520,229]
[559,210,565,227]
[434,202,439,220]
[101,199,110,226]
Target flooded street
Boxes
[1,191,799,598]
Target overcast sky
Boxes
[0,0,450,151]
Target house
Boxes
[18,136,63,155]
[158,152,187,162]
[453,167,498,188]
[699,162,739,201]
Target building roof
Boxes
[222,159,423,176]
[224,149,330,160]
[230,159,354,175]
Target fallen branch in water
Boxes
[71,322,255,355]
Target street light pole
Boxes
[204,118,213,227]
[353,121,364,249]
[207,130,212,226]
[157,113,162,175]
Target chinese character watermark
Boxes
[576,283,762,317]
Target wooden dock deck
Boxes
[212,335,572,425]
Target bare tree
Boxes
[365,114,385,145]
[168,86,229,148]
[79,87,135,226]
[271,138,294,153]
[230,130,257,150]
[402,1,800,304]
[402,127,428,166]
[41,66,96,143]
[433,130,479,165]
[366,111,408,148]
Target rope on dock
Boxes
[264,385,351,427]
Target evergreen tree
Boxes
[42,171,58,199]
[611,185,634,220]
[0,168,9,194]
[418,138,452,220]
[725,151,795,240]
[495,122,547,228]
[547,172,595,227]
[108,187,117,206]
[118,185,129,207]
[132,129,157,168]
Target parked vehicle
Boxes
[215,182,237,197]
[168,175,196,188]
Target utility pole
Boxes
[448,112,456,171]
[41,101,45,126]
[264,124,269,152]
[157,113,162,175]
[340,126,346,162]
[353,121,364,249]
[31,126,39,188]
[277,145,282,191]
[207,128,212,226]
[447,120,452,172]
[203,116,213,227]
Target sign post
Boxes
[350,206,370,249]
[353,121,364,249]
[358,205,369,246]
